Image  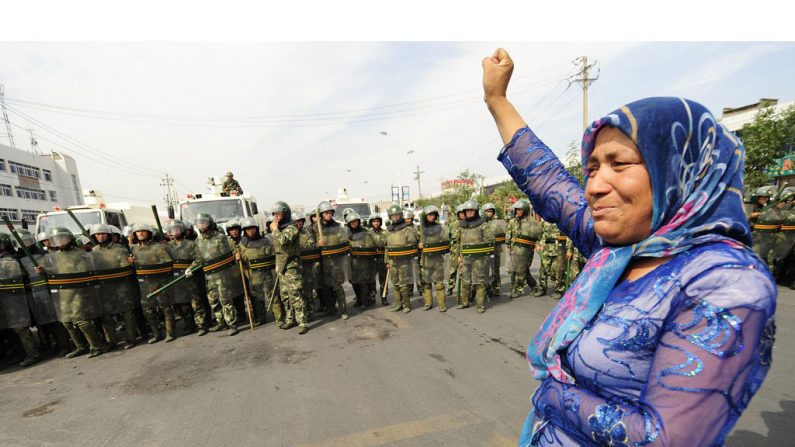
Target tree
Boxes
[564,139,584,185]
[741,104,795,189]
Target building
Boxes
[0,143,84,228]
[720,98,795,136]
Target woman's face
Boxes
[585,127,653,246]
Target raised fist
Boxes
[482,48,514,103]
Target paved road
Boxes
[0,260,793,446]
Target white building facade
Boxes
[0,143,84,228]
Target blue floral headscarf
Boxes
[527,97,752,382]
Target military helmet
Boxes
[292,211,306,221]
[482,202,496,212]
[462,199,479,212]
[404,208,415,218]
[756,185,776,198]
[455,204,465,214]
[271,201,292,222]
[387,204,403,217]
[422,205,440,216]
[132,223,155,235]
[36,231,49,243]
[89,223,113,237]
[195,212,214,230]
[342,207,355,219]
[169,219,187,235]
[0,233,12,249]
[48,227,74,247]
[122,225,134,238]
[226,171,234,177]
[14,228,35,248]
[317,201,334,214]
[226,217,242,229]
[240,217,259,230]
[109,225,122,236]
[779,186,795,202]
[511,200,530,213]
[345,212,361,224]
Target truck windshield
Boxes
[37,210,102,234]
[181,200,245,224]
[333,203,371,218]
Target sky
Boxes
[1,41,794,212]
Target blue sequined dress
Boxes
[498,127,777,446]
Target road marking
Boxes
[487,431,517,447]
[299,410,481,447]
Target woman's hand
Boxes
[482,48,514,105]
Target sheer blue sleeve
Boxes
[530,265,776,446]
[497,127,597,257]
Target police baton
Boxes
[2,216,46,281]
[237,257,256,331]
[382,264,391,300]
[66,209,90,237]
[146,263,202,299]
[151,205,164,236]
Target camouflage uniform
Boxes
[319,216,351,318]
[0,247,39,365]
[537,221,567,298]
[221,175,243,195]
[348,215,376,308]
[91,238,140,347]
[419,207,450,311]
[368,219,389,305]
[167,237,205,332]
[457,203,495,312]
[132,233,176,343]
[483,205,506,297]
[272,215,308,332]
[446,209,464,295]
[18,243,68,355]
[238,232,281,325]
[752,205,785,273]
[506,208,542,298]
[42,236,105,357]
[195,229,242,332]
[299,225,320,318]
[385,210,418,312]
[564,239,586,290]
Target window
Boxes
[43,169,52,181]
[49,190,57,201]
[0,159,4,171]
[8,161,41,179]
[15,186,47,201]
[0,184,11,197]
[20,209,41,222]
[0,208,18,221]
[106,212,121,228]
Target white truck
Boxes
[330,188,378,223]
[36,190,158,235]
[178,176,260,231]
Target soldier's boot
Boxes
[177,304,197,334]
[272,300,286,328]
[77,320,105,358]
[422,287,433,310]
[15,328,40,367]
[337,288,349,320]
[64,323,89,358]
[475,284,487,313]
[402,288,411,313]
[390,287,403,312]
[120,311,138,349]
[436,286,447,312]
[457,284,471,309]
[144,310,163,344]
[163,307,177,343]
[51,323,71,356]
[100,315,118,349]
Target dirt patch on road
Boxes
[117,341,315,395]
[23,400,59,417]
[348,324,391,342]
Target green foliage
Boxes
[564,139,584,185]
[741,104,795,189]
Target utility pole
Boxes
[413,165,425,199]
[573,57,599,131]
[27,126,40,155]
[0,84,16,149]
[160,173,177,218]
